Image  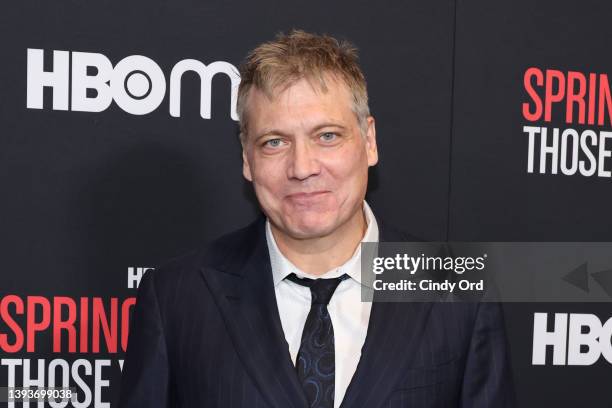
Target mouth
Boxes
[285,191,330,203]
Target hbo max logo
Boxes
[26,49,239,119]
[532,313,612,366]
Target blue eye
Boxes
[264,138,283,148]
[320,132,337,142]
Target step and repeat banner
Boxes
[451,0,612,406]
[0,0,610,406]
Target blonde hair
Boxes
[237,29,370,143]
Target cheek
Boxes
[252,159,286,193]
[325,148,369,186]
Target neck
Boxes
[271,206,367,276]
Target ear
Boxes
[242,149,253,181]
[365,116,378,167]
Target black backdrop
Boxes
[1,0,611,406]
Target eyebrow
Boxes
[254,128,291,141]
[254,123,348,141]
[311,123,347,132]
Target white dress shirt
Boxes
[266,201,379,408]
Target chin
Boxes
[283,218,338,240]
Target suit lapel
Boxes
[340,301,433,407]
[340,222,434,408]
[199,217,430,408]
[200,219,307,408]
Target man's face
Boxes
[242,75,378,240]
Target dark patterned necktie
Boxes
[286,272,349,408]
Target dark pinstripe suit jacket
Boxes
[118,218,515,408]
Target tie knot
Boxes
[286,273,348,305]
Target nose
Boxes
[287,140,321,180]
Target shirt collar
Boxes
[266,201,379,287]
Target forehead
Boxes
[245,76,356,136]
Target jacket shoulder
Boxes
[378,220,425,242]
[149,218,264,288]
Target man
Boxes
[118,30,515,408]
